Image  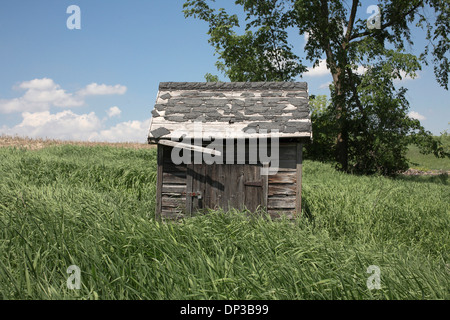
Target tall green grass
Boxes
[406,134,450,171]
[407,145,450,171]
[0,145,448,299]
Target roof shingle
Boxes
[148,82,312,141]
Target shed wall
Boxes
[155,140,302,219]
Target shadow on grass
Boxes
[394,173,448,186]
[301,196,315,223]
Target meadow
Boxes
[407,142,450,171]
[0,138,448,299]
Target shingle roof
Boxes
[148,82,312,141]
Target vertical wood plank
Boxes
[262,163,269,212]
[236,164,245,211]
[218,165,225,209]
[156,145,164,220]
[204,163,212,209]
[243,164,253,211]
[223,164,232,211]
[192,163,206,214]
[208,163,219,210]
[295,142,303,218]
[243,164,263,212]
[227,164,244,210]
[186,163,193,217]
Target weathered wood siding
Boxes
[267,142,298,219]
[156,140,303,219]
[157,145,187,220]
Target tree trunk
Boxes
[336,124,349,171]
[331,67,349,172]
[320,0,351,172]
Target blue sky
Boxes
[0,0,448,142]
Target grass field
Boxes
[407,146,450,171]
[0,138,448,299]
[406,133,450,171]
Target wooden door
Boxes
[243,164,268,212]
[186,163,268,214]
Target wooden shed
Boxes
[148,82,312,220]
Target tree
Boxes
[184,1,305,82]
[305,95,337,162]
[205,72,220,82]
[183,0,449,175]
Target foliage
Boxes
[307,92,449,175]
[204,72,220,82]
[345,60,419,175]
[183,0,450,175]
[411,128,450,159]
[407,144,450,171]
[304,95,337,162]
[0,144,448,299]
[183,0,306,81]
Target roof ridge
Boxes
[159,82,308,91]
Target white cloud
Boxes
[354,65,368,75]
[107,106,122,118]
[304,60,418,82]
[305,59,329,77]
[78,83,127,96]
[1,110,150,143]
[319,82,332,89]
[90,118,151,143]
[0,78,83,113]
[394,71,420,82]
[0,79,148,142]
[2,110,102,141]
[305,59,369,78]
[19,78,58,90]
[303,32,309,48]
[408,111,426,121]
[0,78,127,114]
[352,67,419,80]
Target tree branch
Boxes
[349,0,424,41]
[318,0,338,80]
[343,0,360,49]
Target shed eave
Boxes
[148,132,312,143]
